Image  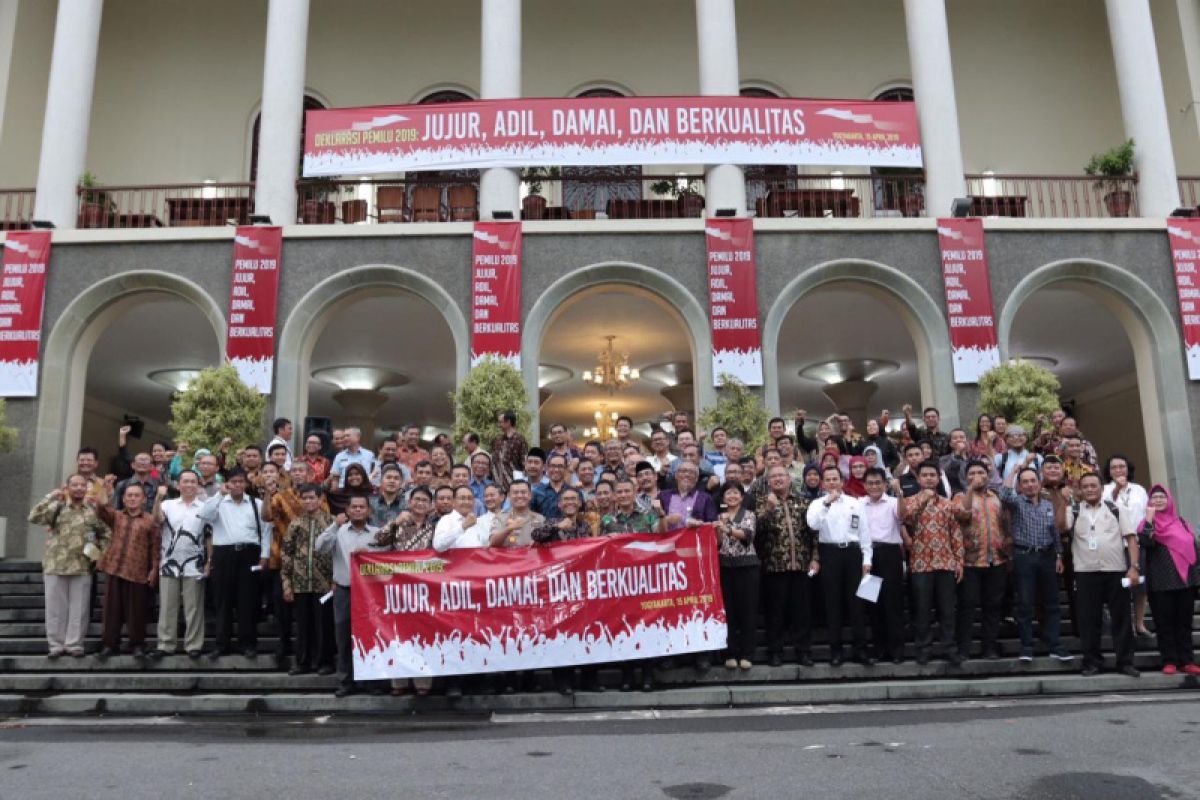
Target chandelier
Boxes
[582,335,640,394]
[584,406,620,440]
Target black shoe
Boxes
[830,653,844,667]
[242,648,258,659]
[620,681,633,692]
[983,647,1000,660]
[205,648,228,661]
[1119,666,1141,678]
[368,687,385,696]
[130,648,148,662]
[334,685,356,698]
[768,654,783,668]
[445,681,463,699]
[947,652,964,667]
[288,666,311,676]
[585,681,605,694]
[556,681,574,697]
[96,647,115,661]
[187,650,202,659]
[317,665,336,676]
[148,649,167,661]
[1081,665,1100,677]
[855,651,875,666]
[641,678,654,692]
[798,654,814,668]
[915,653,930,666]
[892,656,905,665]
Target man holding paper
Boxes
[901,461,964,666]
[1066,472,1140,678]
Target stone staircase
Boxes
[1,559,1197,716]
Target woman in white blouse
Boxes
[1104,454,1150,636]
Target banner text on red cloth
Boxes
[304,97,922,176]
[350,527,725,680]
[470,222,522,367]
[226,227,282,393]
[935,218,1000,383]
[0,231,51,397]
[1168,219,1200,380]
[705,218,763,385]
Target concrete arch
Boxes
[521,262,716,434]
[273,264,470,435]
[28,271,226,552]
[566,80,637,98]
[998,258,1199,518]
[408,83,480,103]
[762,258,959,426]
[739,79,789,98]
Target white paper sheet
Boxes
[856,574,883,603]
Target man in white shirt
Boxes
[315,495,381,697]
[328,427,376,489]
[860,467,907,663]
[477,484,505,533]
[806,465,874,666]
[267,417,294,471]
[199,469,270,659]
[647,429,678,477]
[151,471,208,658]
[433,486,494,551]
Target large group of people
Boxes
[31,403,1200,697]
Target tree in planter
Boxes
[1084,139,1135,217]
[0,399,18,454]
[698,373,771,454]
[520,167,560,218]
[650,175,705,217]
[169,364,268,455]
[977,359,1061,432]
[78,171,115,228]
[448,356,531,457]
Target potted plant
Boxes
[1085,139,1135,218]
[651,176,705,217]
[521,167,559,219]
[977,359,1061,432]
[77,172,115,228]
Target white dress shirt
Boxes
[159,495,206,578]
[315,521,381,587]
[267,435,293,470]
[859,494,904,546]
[1104,481,1148,529]
[433,510,493,552]
[806,493,874,566]
[199,493,270,558]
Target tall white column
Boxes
[254,0,310,225]
[1106,0,1181,217]
[695,0,746,216]
[479,0,521,220]
[32,0,104,229]
[1178,0,1200,144]
[902,0,966,219]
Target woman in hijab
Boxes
[818,446,842,477]
[800,464,823,501]
[327,463,374,515]
[843,456,869,498]
[1139,485,1200,675]
[860,418,899,471]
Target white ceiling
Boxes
[538,287,693,431]
[85,293,220,422]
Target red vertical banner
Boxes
[0,231,52,397]
[705,218,763,385]
[471,221,522,367]
[936,218,1000,383]
[226,226,282,393]
[1168,219,1200,380]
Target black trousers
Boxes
[211,544,261,651]
[292,591,335,670]
[957,565,1007,657]
[333,585,355,687]
[720,564,760,661]
[819,543,867,657]
[911,570,957,657]
[869,543,906,660]
[1149,588,1196,667]
[764,571,812,658]
[1075,572,1133,670]
[1013,549,1063,653]
[269,569,294,656]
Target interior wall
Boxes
[0,0,54,185]
[80,396,172,477]
[1072,382,1148,481]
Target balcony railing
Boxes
[1179,177,1200,211]
[74,182,255,229]
[964,174,1139,218]
[0,189,35,230]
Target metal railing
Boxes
[1179,177,1200,211]
[748,173,926,219]
[0,189,35,230]
[74,182,255,229]
[964,174,1139,218]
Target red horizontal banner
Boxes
[0,231,51,397]
[304,96,922,176]
[350,527,725,680]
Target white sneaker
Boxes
[724,658,738,670]
[739,659,752,670]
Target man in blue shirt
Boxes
[328,427,375,489]
[531,453,569,521]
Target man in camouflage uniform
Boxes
[29,474,109,657]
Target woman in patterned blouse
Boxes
[717,481,758,670]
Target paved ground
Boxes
[2,693,1199,799]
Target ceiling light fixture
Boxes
[581,335,640,395]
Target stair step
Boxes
[0,561,39,573]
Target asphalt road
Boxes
[2,694,1199,799]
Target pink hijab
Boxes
[1149,485,1197,583]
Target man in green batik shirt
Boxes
[601,478,663,534]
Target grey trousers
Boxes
[157,575,206,652]
[44,574,92,652]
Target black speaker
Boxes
[123,414,145,440]
[304,416,333,457]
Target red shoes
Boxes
[1163,664,1178,675]
[1183,664,1200,676]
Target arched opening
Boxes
[82,293,221,471]
[762,259,958,429]
[273,265,470,451]
[537,286,694,444]
[306,289,457,444]
[775,282,922,430]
